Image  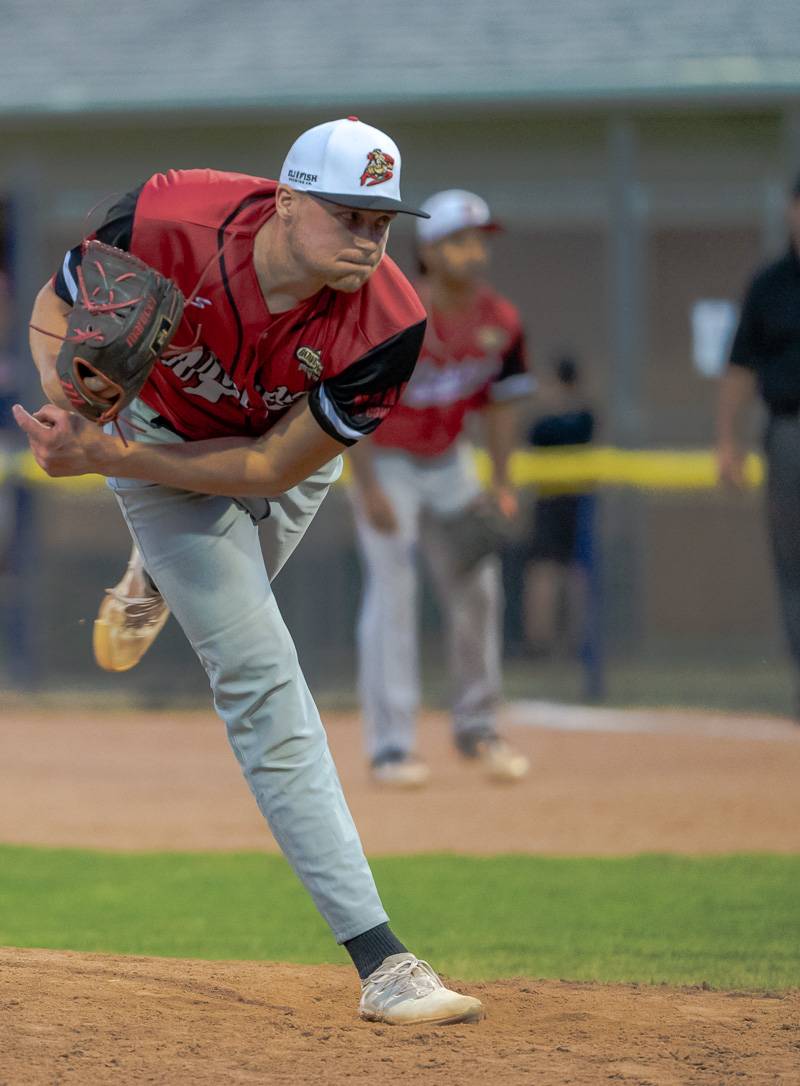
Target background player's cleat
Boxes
[371,752,430,788]
[359,954,483,1026]
[93,553,170,672]
[478,737,530,782]
[456,728,530,782]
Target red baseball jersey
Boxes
[54,170,426,444]
[371,283,532,457]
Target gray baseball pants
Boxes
[108,399,388,943]
[352,444,503,762]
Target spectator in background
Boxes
[523,354,595,658]
[717,175,800,719]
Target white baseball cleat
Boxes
[371,755,430,788]
[359,954,483,1026]
[478,737,530,782]
[93,548,170,672]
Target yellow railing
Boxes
[0,446,764,492]
[487,446,763,491]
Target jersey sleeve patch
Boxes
[308,320,426,446]
[52,185,144,306]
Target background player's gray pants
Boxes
[108,400,388,944]
[765,415,800,685]
[352,444,503,761]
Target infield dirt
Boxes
[1,705,799,854]
[1,704,799,1084]
[2,946,799,1085]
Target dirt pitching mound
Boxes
[1,948,797,1085]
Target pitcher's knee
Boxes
[214,659,327,769]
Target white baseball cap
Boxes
[279,117,429,218]
[415,189,500,244]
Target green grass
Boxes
[1,847,798,989]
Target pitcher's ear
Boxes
[275,185,300,221]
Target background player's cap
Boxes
[280,117,429,218]
[415,189,501,244]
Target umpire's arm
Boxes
[716,279,760,488]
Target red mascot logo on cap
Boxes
[360,148,394,187]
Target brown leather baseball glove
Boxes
[433,495,513,577]
[56,240,185,424]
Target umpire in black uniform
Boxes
[717,175,800,712]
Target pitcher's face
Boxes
[280,188,395,293]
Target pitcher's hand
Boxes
[13,402,113,477]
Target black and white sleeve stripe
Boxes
[57,247,81,304]
[312,384,368,443]
[488,330,536,402]
[308,320,426,446]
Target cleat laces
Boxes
[104,586,166,630]
[365,957,442,1005]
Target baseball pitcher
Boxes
[16,119,483,1026]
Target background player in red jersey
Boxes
[14,119,484,1026]
[350,189,535,787]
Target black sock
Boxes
[344,923,408,980]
